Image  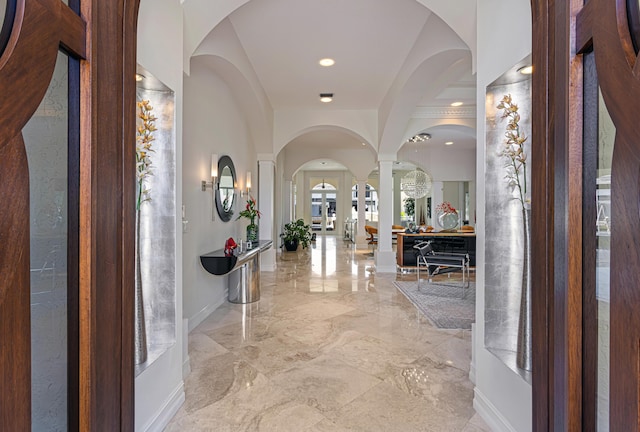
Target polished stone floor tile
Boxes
[166,236,489,431]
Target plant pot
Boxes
[284,239,298,251]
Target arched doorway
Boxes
[311,181,337,234]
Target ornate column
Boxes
[375,159,396,272]
[258,157,276,271]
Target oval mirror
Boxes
[0,0,16,57]
[215,155,236,222]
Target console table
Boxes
[396,232,476,269]
[200,240,273,303]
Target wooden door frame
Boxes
[531,0,585,430]
[533,0,640,430]
[79,0,140,430]
[0,0,140,429]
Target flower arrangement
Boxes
[435,201,457,215]
[497,94,528,208]
[237,195,261,225]
[136,100,157,210]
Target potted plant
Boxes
[282,218,311,251]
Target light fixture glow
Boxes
[406,133,431,144]
[445,141,454,146]
[202,154,219,220]
[518,65,533,75]
[319,58,335,67]
[320,93,334,103]
[210,154,218,178]
[450,101,463,107]
[135,73,145,82]
[362,142,366,146]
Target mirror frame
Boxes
[215,155,236,222]
[0,0,17,57]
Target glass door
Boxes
[311,182,337,234]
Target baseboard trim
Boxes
[188,297,225,333]
[140,382,185,432]
[473,388,517,432]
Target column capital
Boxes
[257,153,275,162]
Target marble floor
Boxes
[166,236,489,432]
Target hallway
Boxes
[166,237,488,431]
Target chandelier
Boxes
[401,169,432,199]
[406,133,431,144]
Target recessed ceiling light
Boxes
[445,141,454,146]
[321,162,327,165]
[450,101,463,107]
[319,58,335,67]
[518,65,533,75]
[362,142,366,146]
[320,93,333,103]
[135,73,145,82]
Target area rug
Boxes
[393,280,475,330]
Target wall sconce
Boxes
[201,153,218,191]
[246,171,252,196]
[201,153,218,220]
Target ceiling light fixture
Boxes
[401,170,432,199]
[450,101,463,107]
[445,141,454,146]
[406,133,431,144]
[319,58,335,67]
[518,65,533,75]
[320,93,333,103]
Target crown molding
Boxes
[411,106,477,119]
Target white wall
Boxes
[182,57,257,329]
[474,1,533,431]
[135,0,185,430]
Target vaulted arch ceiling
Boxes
[184,0,477,158]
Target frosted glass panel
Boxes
[596,89,613,431]
[23,52,69,430]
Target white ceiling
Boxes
[207,0,478,174]
[229,0,432,110]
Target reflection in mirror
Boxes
[216,155,236,221]
[220,166,234,212]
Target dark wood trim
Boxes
[0,135,31,431]
[531,0,552,429]
[78,0,139,429]
[532,0,586,430]
[59,2,86,59]
[580,48,598,432]
[121,0,140,429]
[576,1,595,54]
[68,54,81,432]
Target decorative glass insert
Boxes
[23,51,69,431]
